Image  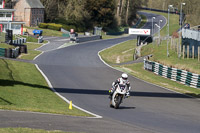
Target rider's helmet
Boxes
[121,73,128,80]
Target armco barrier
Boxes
[144,59,200,89]
[75,35,102,43]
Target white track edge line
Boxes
[35,64,102,119]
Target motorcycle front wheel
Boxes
[114,94,122,109]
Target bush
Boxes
[39,23,48,29]
[39,23,62,31]
[47,23,62,31]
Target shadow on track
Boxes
[55,88,192,98]
[118,106,136,110]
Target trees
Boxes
[115,0,145,26]
[40,0,58,22]
[65,0,90,29]
[86,0,116,28]
[40,0,143,30]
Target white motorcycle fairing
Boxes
[110,84,127,109]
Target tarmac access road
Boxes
[1,12,200,133]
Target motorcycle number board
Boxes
[129,28,151,35]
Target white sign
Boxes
[129,28,151,35]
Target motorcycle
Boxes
[109,84,129,109]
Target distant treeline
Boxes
[39,0,146,31]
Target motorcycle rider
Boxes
[109,73,131,98]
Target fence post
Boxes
[182,45,185,59]
[192,46,194,59]
[198,46,200,62]
[177,41,179,55]
[187,45,189,59]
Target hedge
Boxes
[39,23,62,31]
[39,23,86,32]
[38,23,48,29]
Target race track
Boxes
[1,12,200,133]
[33,12,200,133]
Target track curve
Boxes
[33,12,200,133]
[1,12,200,133]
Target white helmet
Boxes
[121,73,128,80]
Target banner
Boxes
[129,28,151,35]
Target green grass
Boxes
[18,42,43,60]
[0,128,74,133]
[26,26,63,37]
[99,39,200,98]
[0,59,91,116]
[100,39,137,64]
[117,63,200,97]
[141,40,200,74]
[0,43,15,49]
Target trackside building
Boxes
[0,0,24,35]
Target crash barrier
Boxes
[0,45,27,58]
[61,28,70,38]
[76,35,102,43]
[13,38,27,45]
[0,47,19,58]
[70,35,102,43]
[144,59,200,89]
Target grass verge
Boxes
[18,42,43,60]
[100,39,137,64]
[0,59,91,116]
[25,26,63,37]
[141,41,200,74]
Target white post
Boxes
[178,3,186,58]
[155,24,160,45]
[152,17,156,46]
[152,17,156,35]
[159,20,162,44]
[167,5,173,57]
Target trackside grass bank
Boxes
[0,42,92,117]
[18,42,43,60]
[0,59,91,116]
[99,39,200,98]
[0,128,73,133]
[99,10,200,98]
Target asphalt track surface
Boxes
[1,12,200,133]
